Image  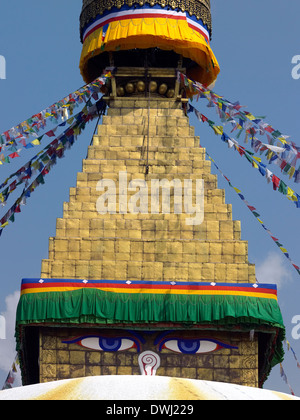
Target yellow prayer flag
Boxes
[82,106,89,116]
[245,113,255,121]
[280,247,288,254]
[289,167,296,179]
[278,137,288,145]
[213,126,223,135]
[31,139,41,146]
[287,187,297,201]
[32,161,40,170]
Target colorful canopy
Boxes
[16,278,285,386]
[16,279,285,334]
[79,1,220,85]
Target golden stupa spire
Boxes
[12,1,285,393]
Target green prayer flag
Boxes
[278,180,287,195]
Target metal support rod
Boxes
[144,60,150,176]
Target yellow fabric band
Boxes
[79,17,220,85]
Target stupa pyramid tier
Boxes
[41,98,256,284]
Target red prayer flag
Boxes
[272,174,280,190]
[9,152,19,159]
[46,130,55,137]
[9,181,17,192]
[264,125,274,133]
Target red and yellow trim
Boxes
[20,279,278,300]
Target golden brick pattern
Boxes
[39,327,258,387]
[41,98,256,284]
[39,97,258,386]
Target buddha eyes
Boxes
[62,336,140,352]
[62,334,238,355]
[158,339,238,354]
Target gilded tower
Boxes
[15,0,285,390]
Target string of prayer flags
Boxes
[286,341,300,370]
[2,355,21,390]
[203,147,300,277]
[188,103,300,209]
[0,105,85,165]
[0,101,102,206]
[0,99,106,237]
[277,342,300,396]
[180,72,300,184]
[280,363,295,396]
[0,69,113,158]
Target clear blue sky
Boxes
[0,0,300,396]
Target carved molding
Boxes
[80,0,212,40]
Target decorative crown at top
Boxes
[80,0,212,41]
[82,0,210,9]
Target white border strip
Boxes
[83,8,209,43]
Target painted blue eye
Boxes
[160,339,238,354]
[99,337,122,351]
[77,337,124,351]
[62,336,139,352]
[178,340,200,354]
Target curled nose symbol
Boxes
[138,351,161,376]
